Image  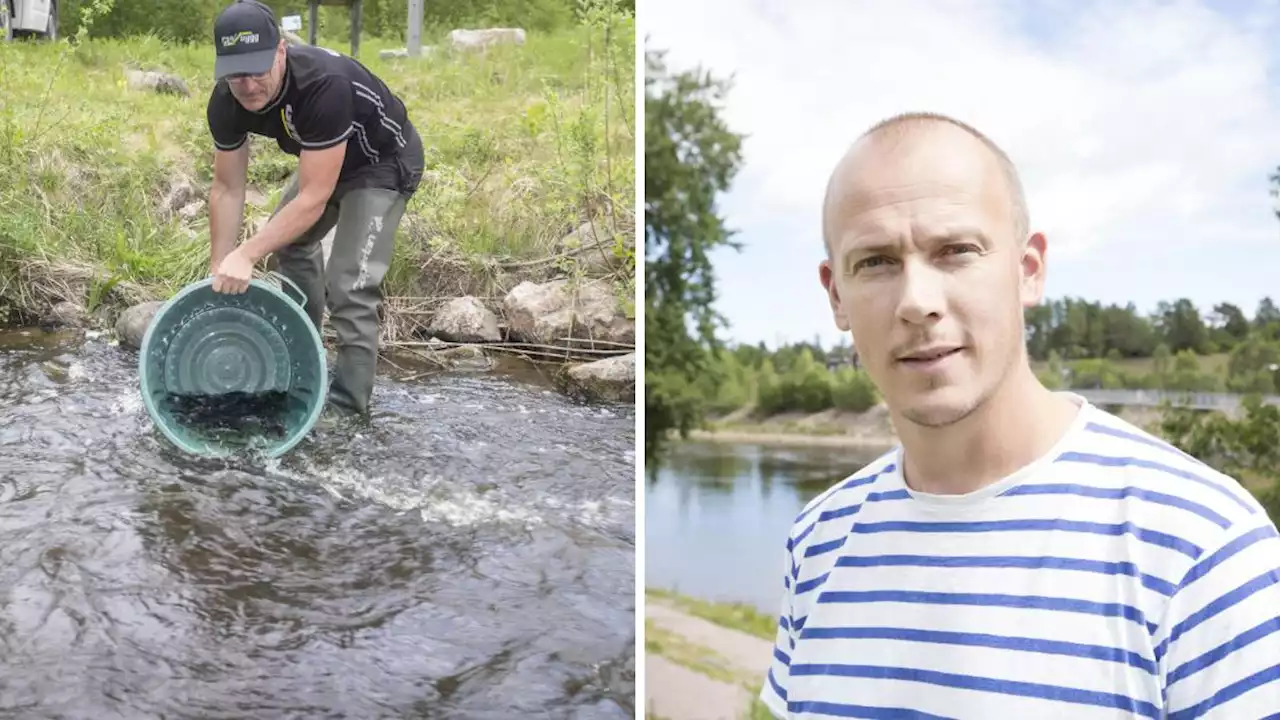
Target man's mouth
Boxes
[898,346,963,364]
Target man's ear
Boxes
[820,258,851,332]
[1019,232,1047,308]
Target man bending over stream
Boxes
[204,0,424,417]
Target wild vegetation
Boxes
[644,49,744,459]
[0,0,635,342]
[690,295,1280,426]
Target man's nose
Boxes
[895,259,945,326]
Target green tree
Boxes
[643,49,744,460]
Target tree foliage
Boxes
[55,0,586,43]
[1159,398,1280,523]
[644,49,744,460]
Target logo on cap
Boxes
[221,30,261,47]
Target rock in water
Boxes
[116,301,165,350]
[563,353,635,403]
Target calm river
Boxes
[645,440,890,615]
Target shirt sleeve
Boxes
[1158,520,1280,719]
[294,75,354,150]
[206,84,248,151]
[759,541,796,719]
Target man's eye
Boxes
[944,244,980,256]
[854,256,892,271]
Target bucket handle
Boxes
[263,271,308,308]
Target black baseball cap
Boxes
[213,1,281,80]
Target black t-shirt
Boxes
[207,44,422,196]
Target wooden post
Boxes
[307,0,318,45]
[407,0,423,57]
[349,0,362,57]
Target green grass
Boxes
[647,587,777,641]
[645,619,750,687]
[0,13,634,323]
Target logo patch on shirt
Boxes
[281,104,299,141]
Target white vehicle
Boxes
[1,0,58,42]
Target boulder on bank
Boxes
[116,301,164,350]
[563,353,635,404]
[559,219,632,276]
[431,296,502,343]
[503,279,634,347]
[448,28,526,51]
[41,301,89,329]
[124,68,191,97]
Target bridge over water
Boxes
[1075,389,1280,413]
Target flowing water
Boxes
[0,328,636,719]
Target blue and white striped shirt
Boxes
[760,397,1280,719]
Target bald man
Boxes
[759,113,1280,719]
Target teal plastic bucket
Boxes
[137,272,327,458]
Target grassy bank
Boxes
[646,587,775,641]
[0,14,634,329]
[645,588,776,720]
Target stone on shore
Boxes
[116,301,164,350]
[431,296,502,343]
[448,28,526,51]
[563,353,634,404]
[503,279,634,347]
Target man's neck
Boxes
[894,366,1081,496]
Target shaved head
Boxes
[822,112,1029,255]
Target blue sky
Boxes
[646,0,1280,348]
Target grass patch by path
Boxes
[0,11,634,324]
[647,587,776,641]
[645,619,752,688]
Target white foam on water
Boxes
[266,457,546,530]
[111,389,144,416]
[66,363,87,382]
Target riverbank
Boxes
[687,405,899,450]
[0,18,634,398]
[686,402,1178,450]
[645,588,775,720]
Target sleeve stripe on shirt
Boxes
[1003,483,1231,529]
[214,135,247,151]
[1083,420,1200,464]
[1166,662,1280,720]
[1176,525,1277,593]
[298,124,355,149]
[1166,615,1280,686]
[1055,451,1256,514]
[1156,567,1280,663]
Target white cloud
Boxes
[646,0,1280,344]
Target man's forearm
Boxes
[237,193,327,265]
[209,182,246,272]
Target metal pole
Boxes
[407,0,423,57]
[349,0,362,57]
[308,0,318,45]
